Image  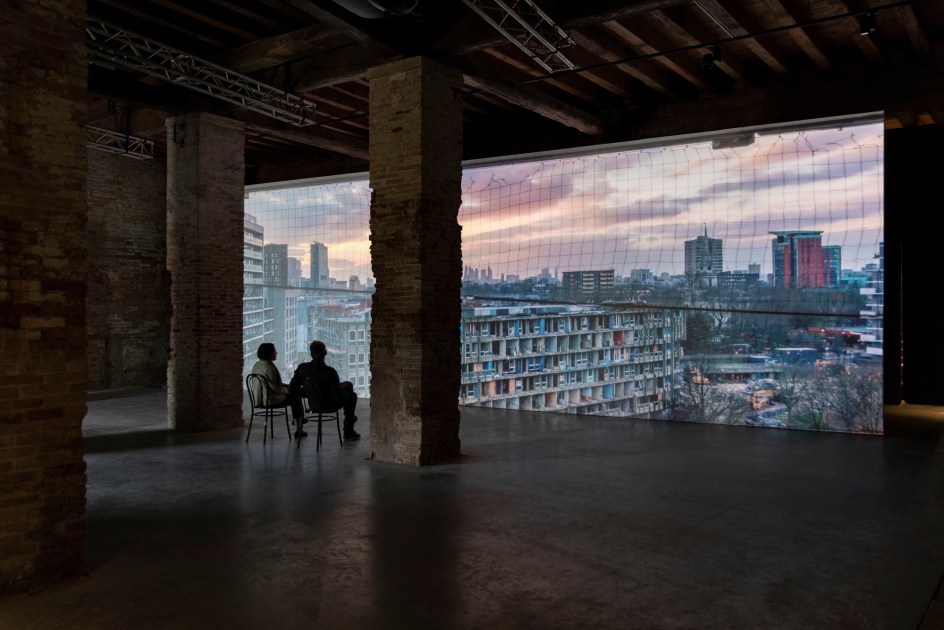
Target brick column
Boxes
[367,57,463,465]
[165,113,244,431]
[0,0,88,593]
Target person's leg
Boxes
[341,384,358,437]
[288,393,306,437]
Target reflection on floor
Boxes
[1,388,943,629]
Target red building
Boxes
[770,230,826,288]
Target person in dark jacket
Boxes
[290,340,360,440]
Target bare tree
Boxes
[676,360,747,425]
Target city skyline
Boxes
[245,122,883,283]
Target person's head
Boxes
[310,340,327,360]
[257,343,277,361]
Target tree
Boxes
[676,360,747,425]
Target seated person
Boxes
[290,340,360,440]
[251,342,307,438]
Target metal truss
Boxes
[460,0,576,73]
[86,19,316,127]
[86,126,155,160]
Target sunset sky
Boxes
[246,121,884,285]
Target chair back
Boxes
[246,373,273,408]
[304,376,343,414]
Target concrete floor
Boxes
[1,389,943,629]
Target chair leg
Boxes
[316,413,323,452]
[245,415,254,443]
[263,413,268,445]
[285,414,292,441]
[336,414,343,446]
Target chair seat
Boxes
[299,376,343,451]
[245,373,293,444]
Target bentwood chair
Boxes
[245,373,292,444]
[298,376,343,451]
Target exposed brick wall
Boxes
[87,150,170,390]
[0,0,88,593]
[165,113,245,431]
[367,57,463,465]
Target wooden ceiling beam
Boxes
[434,0,690,57]
[693,0,789,74]
[461,62,605,136]
[213,26,346,74]
[761,0,832,71]
[569,27,676,97]
[650,7,746,81]
[599,21,699,93]
[243,120,369,159]
[144,0,258,42]
[480,49,603,105]
[893,4,930,56]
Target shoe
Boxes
[294,430,308,439]
[344,431,361,441]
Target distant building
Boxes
[312,305,372,397]
[770,230,825,288]
[562,270,614,300]
[684,229,723,287]
[309,242,329,288]
[718,270,759,289]
[860,243,884,358]
[243,215,273,373]
[460,305,685,418]
[823,245,841,286]
[630,268,653,284]
[263,243,288,286]
[287,257,301,287]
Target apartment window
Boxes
[349,330,356,342]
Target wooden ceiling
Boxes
[85,0,944,184]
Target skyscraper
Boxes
[770,230,825,288]
[310,241,329,288]
[287,257,301,287]
[684,228,723,287]
[823,245,841,287]
[264,243,288,286]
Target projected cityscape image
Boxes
[245,120,884,434]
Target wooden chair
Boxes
[298,376,343,451]
[245,373,292,444]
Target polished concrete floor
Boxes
[1,389,943,629]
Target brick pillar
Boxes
[367,57,463,465]
[0,0,88,593]
[165,113,244,431]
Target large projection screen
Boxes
[245,114,884,434]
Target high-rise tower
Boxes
[684,228,723,287]
[309,241,329,288]
[770,230,825,288]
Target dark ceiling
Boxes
[85,0,944,184]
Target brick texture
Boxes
[165,113,245,431]
[0,0,88,594]
[367,57,463,465]
[87,150,170,390]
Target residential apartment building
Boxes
[311,305,372,397]
[770,230,826,288]
[562,270,614,300]
[684,229,723,287]
[860,242,884,358]
[459,305,685,418]
[243,214,273,374]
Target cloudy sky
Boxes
[246,121,884,284]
